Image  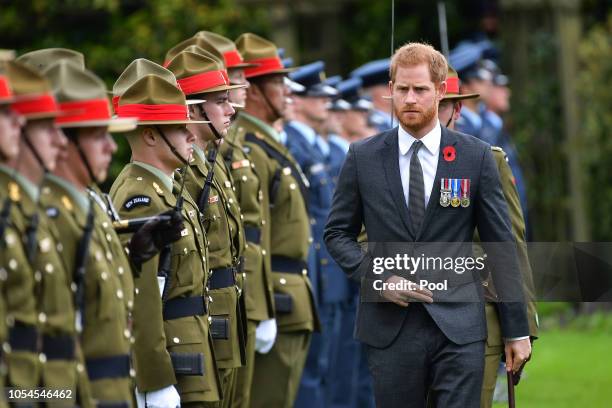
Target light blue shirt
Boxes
[398,121,441,208]
[457,106,482,131]
[288,120,317,146]
[329,134,350,154]
[315,135,330,157]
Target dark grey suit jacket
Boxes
[324,126,529,347]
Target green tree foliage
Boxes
[578,14,612,240]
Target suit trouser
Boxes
[250,330,311,408]
[365,303,485,408]
[231,319,257,408]
[481,302,504,408]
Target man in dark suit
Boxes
[324,42,531,408]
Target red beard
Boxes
[394,101,437,135]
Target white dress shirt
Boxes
[398,121,441,209]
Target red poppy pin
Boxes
[443,146,456,162]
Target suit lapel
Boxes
[416,126,457,239]
[381,129,414,239]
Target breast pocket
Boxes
[172,236,200,288]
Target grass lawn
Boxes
[493,328,612,407]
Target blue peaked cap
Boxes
[350,58,390,87]
[289,60,338,97]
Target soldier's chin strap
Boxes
[66,133,98,186]
[20,126,49,263]
[253,81,283,122]
[197,104,223,141]
[21,126,49,175]
[154,125,190,167]
[443,101,459,129]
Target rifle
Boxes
[196,145,219,214]
[159,162,188,304]
[72,196,95,333]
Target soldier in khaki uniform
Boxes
[437,65,538,408]
[110,73,222,406]
[35,57,141,407]
[233,33,320,408]
[0,59,21,408]
[166,47,248,408]
[194,31,277,408]
[1,60,73,396]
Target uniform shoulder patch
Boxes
[46,206,59,218]
[123,195,152,211]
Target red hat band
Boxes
[56,98,112,124]
[12,93,59,116]
[0,75,13,99]
[223,50,244,68]
[177,70,230,95]
[446,77,459,94]
[244,57,284,78]
[117,103,189,121]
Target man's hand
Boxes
[380,275,434,307]
[504,338,532,374]
[128,210,185,270]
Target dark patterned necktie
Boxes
[408,140,425,234]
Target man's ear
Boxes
[437,80,447,101]
[141,127,157,147]
[246,81,261,102]
[453,101,462,120]
[388,80,394,96]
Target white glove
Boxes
[255,318,277,354]
[135,385,181,408]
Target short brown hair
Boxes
[389,42,448,84]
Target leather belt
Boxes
[244,226,261,245]
[163,296,208,320]
[42,333,75,360]
[9,323,38,352]
[271,255,307,275]
[209,267,236,290]
[86,354,130,381]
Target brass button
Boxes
[8,259,17,270]
[45,263,54,274]
[279,278,287,285]
[118,266,125,275]
[101,272,108,281]
[116,289,124,299]
[302,269,308,276]
[262,249,267,256]
[173,337,180,344]
[38,313,47,323]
